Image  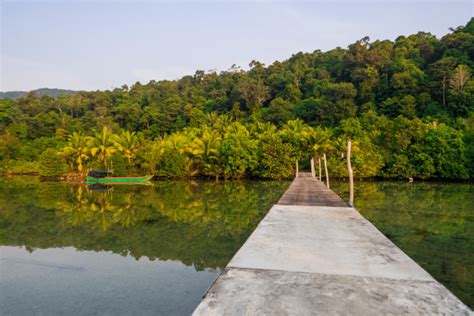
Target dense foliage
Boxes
[1,19,473,179]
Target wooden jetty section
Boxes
[278,172,347,207]
[193,173,472,315]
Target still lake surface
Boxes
[0,178,473,313]
[0,178,289,315]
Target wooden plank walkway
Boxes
[278,172,347,207]
[193,174,472,315]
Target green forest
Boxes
[1,19,473,180]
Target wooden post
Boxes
[310,156,315,177]
[347,141,354,207]
[296,160,299,177]
[318,158,322,181]
[323,153,329,188]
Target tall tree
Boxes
[90,127,116,169]
[114,131,139,164]
[62,132,91,172]
[450,64,471,91]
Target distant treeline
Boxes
[0,19,473,180]
[0,88,78,100]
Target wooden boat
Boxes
[86,175,153,184]
[86,170,153,184]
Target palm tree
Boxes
[114,130,139,164]
[166,133,190,155]
[249,121,277,139]
[205,112,220,126]
[280,119,315,159]
[224,121,250,137]
[311,128,333,158]
[90,126,116,169]
[212,114,233,132]
[193,130,221,160]
[192,130,222,179]
[62,132,91,172]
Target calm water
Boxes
[2,178,473,312]
[0,177,289,315]
[332,181,474,308]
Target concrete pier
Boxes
[193,173,472,315]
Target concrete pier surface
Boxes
[193,174,472,315]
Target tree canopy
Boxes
[1,19,473,180]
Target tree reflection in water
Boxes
[331,181,474,309]
[56,185,150,231]
[0,177,289,270]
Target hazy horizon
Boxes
[2,0,472,92]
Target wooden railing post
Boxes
[318,158,322,181]
[323,153,329,188]
[347,141,354,207]
[296,160,299,177]
[310,156,315,177]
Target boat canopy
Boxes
[88,170,112,178]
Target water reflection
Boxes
[88,183,113,192]
[0,177,289,315]
[56,186,150,231]
[1,246,219,316]
[332,181,474,309]
[0,177,289,270]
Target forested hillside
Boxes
[0,88,77,100]
[1,19,473,180]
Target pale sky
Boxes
[1,0,473,91]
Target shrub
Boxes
[110,154,128,176]
[38,149,67,177]
[256,138,295,179]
